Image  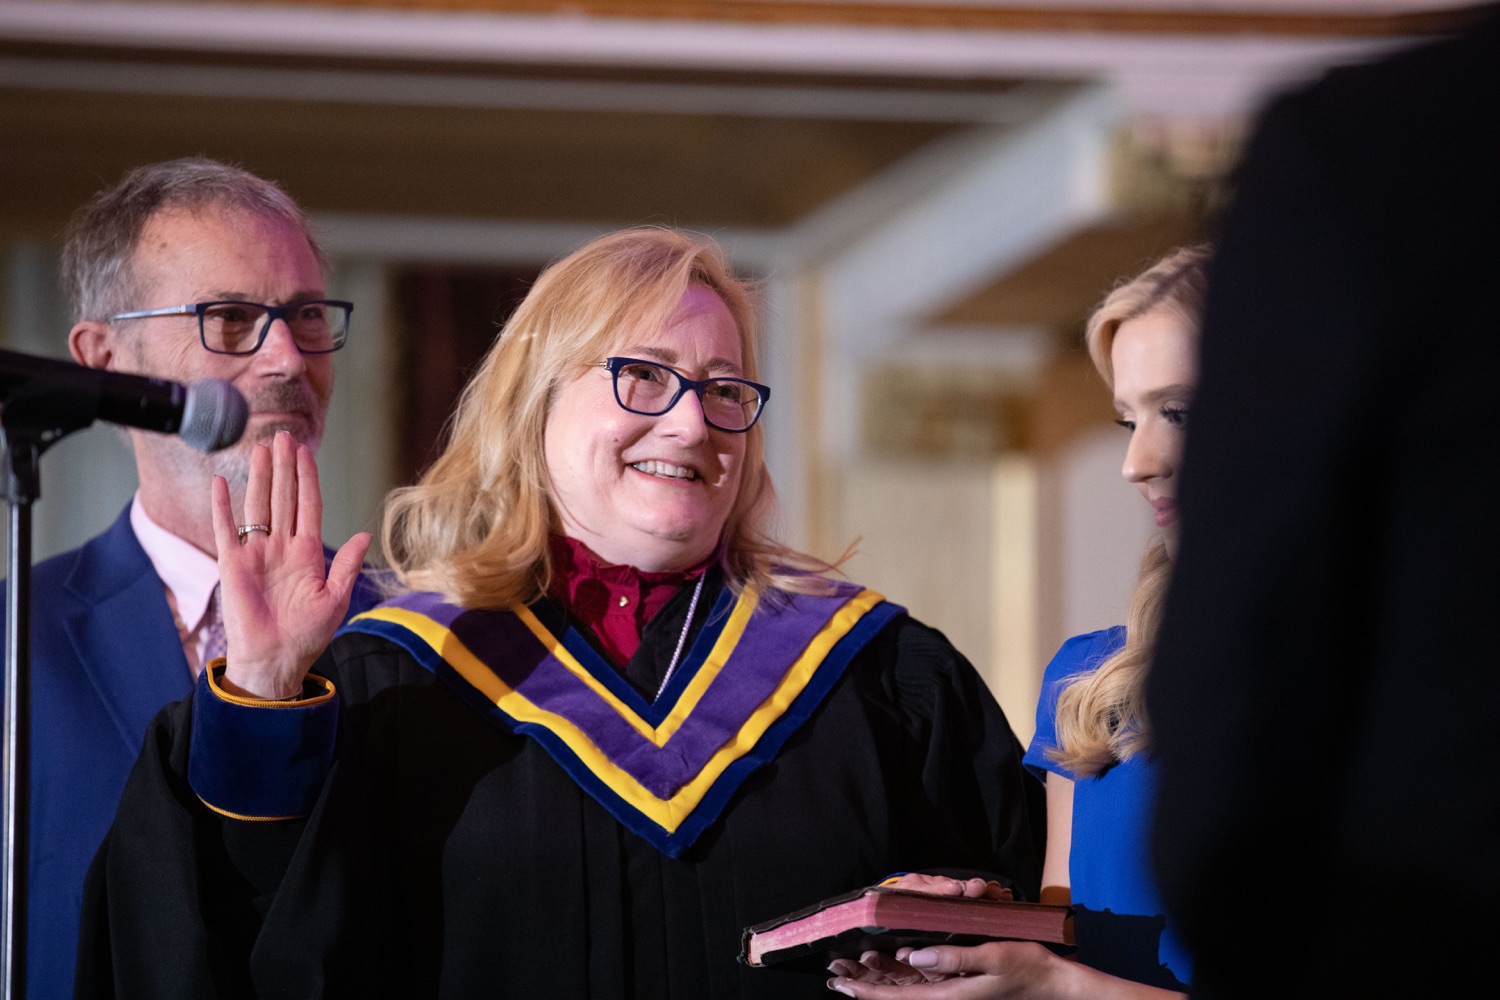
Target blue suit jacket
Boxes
[8,505,383,999]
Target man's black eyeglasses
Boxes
[107,300,352,356]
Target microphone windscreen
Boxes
[180,379,249,452]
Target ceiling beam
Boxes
[8,1,1471,39]
[0,56,1056,123]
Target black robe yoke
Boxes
[77,585,1043,999]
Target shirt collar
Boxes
[550,536,712,592]
[129,493,219,631]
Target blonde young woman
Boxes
[832,245,1210,1000]
[78,228,1044,1000]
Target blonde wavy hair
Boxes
[382,227,835,609]
[1050,243,1212,777]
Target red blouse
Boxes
[548,536,712,669]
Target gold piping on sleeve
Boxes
[196,796,303,823]
[206,662,336,708]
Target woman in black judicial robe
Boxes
[77,228,1044,999]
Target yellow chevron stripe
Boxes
[512,603,662,742]
[652,587,887,831]
[353,588,885,834]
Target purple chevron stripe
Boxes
[375,583,865,798]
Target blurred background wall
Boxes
[0,0,1480,738]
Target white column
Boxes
[318,258,399,558]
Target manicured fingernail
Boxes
[827,981,855,996]
[907,949,938,968]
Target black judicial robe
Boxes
[77,575,1043,999]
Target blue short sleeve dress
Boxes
[1024,627,1192,990]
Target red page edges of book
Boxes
[740,886,1076,972]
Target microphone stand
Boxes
[1,387,95,1000]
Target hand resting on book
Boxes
[824,875,1013,984]
[829,941,1074,999]
[886,874,1013,902]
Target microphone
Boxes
[0,348,248,452]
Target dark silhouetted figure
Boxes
[1149,7,1500,998]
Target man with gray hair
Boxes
[12,158,380,998]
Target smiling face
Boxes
[1109,306,1198,558]
[543,285,747,572]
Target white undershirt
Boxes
[128,493,218,679]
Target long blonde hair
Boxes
[1050,243,1211,777]
[382,227,833,609]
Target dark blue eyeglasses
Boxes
[600,357,770,433]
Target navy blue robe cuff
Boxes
[187,661,338,821]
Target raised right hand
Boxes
[211,430,371,700]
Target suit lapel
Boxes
[60,509,192,756]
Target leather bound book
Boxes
[741,886,1075,972]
